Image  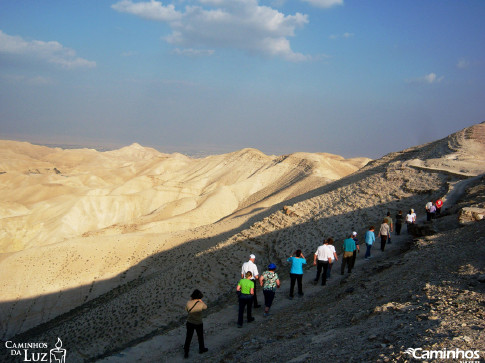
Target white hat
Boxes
[250,254,256,259]
[352,231,357,236]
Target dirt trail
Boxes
[101,229,413,362]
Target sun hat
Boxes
[250,254,256,259]
[352,231,357,236]
[268,263,277,270]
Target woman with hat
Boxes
[259,263,281,316]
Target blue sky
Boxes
[0,0,484,158]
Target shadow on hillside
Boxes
[1,152,471,362]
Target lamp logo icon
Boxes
[404,348,416,356]
[49,338,66,363]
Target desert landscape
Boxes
[1,122,484,362]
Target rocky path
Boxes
[101,227,414,362]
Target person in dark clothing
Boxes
[395,210,403,235]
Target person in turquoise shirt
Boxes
[287,250,306,299]
[364,226,376,259]
[341,235,356,275]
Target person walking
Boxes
[259,263,280,316]
[350,231,360,269]
[429,203,437,219]
[236,271,255,327]
[435,199,443,215]
[341,234,356,275]
[184,289,208,358]
[287,250,306,299]
[384,212,394,244]
[378,219,390,251]
[364,226,375,259]
[425,201,433,221]
[313,239,333,286]
[241,254,261,308]
[395,210,403,235]
[406,209,416,233]
[326,238,338,279]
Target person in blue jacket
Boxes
[364,226,376,259]
[287,249,306,299]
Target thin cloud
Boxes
[1,74,54,85]
[423,73,444,83]
[112,0,310,62]
[457,58,470,69]
[301,0,343,9]
[329,32,354,39]
[112,0,181,21]
[406,72,444,84]
[171,48,215,57]
[121,51,138,57]
[0,30,96,69]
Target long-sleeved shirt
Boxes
[365,230,376,245]
[379,223,390,236]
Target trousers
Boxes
[289,273,303,297]
[315,260,329,285]
[184,322,205,354]
[238,294,253,325]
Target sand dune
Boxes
[1,122,484,359]
[0,142,369,253]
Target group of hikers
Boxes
[182,200,443,358]
[425,198,443,221]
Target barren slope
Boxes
[1,122,484,362]
[0,141,369,339]
[0,143,369,253]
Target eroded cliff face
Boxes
[0,142,370,253]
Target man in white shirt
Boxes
[313,239,333,286]
[241,254,261,308]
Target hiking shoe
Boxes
[248,317,255,323]
[199,348,208,354]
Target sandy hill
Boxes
[1,122,484,362]
[0,142,368,253]
[0,141,369,337]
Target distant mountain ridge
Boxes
[0,141,370,252]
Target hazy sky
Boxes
[1,0,484,158]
